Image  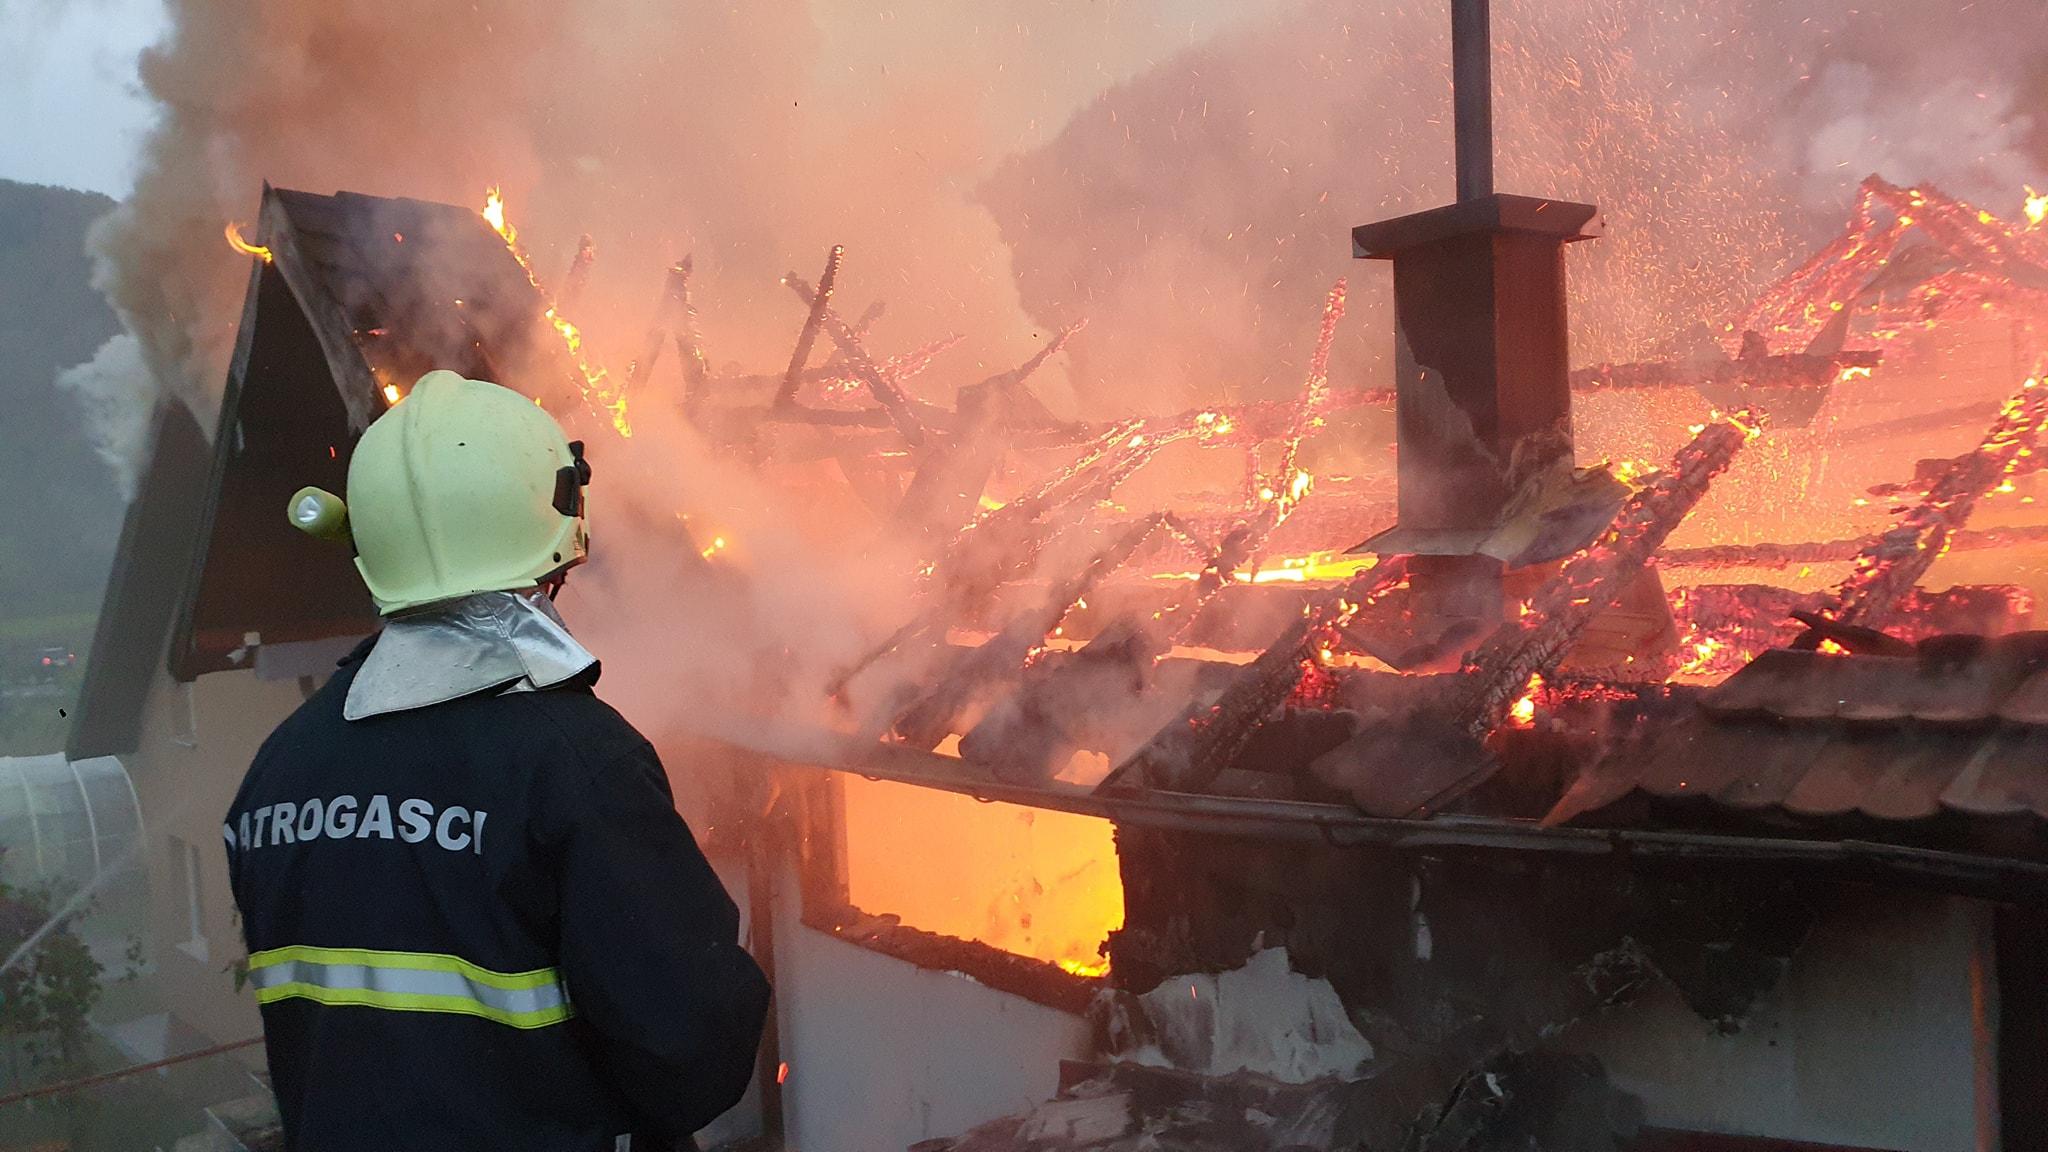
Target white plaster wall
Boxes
[1565,891,1989,1152]
[125,666,304,1045]
[777,916,1093,1152]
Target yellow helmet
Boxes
[289,370,590,615]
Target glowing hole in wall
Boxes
[838,775,1123,977]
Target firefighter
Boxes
[226,370,768,1151]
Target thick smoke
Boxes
[63,0,2048,752]
[1716,0,2048,219]
[79,0,1276,463]
[69,0,1285,751]
[980,0,2048,411]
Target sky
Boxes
[0,0,168,195]
[0,0,1256,201]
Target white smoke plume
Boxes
[54,331,154,501]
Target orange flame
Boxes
[482,186,514,244]
[225,222,272,263]
[2026,186,2048,229]
[1509,673,1543,727]
[478,186,630,437]
[382,383,402,406]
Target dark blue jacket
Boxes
[226,641,768,1151]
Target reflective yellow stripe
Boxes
[247,946,572,1029]
[249,946,561,990]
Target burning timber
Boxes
[786,272,930,447]
[1805,373,2048,634]
[1098,558,1414,795]
[1744,176,2048,346]
[1308,413,1759,818]
[891,515,1168,750]
[1455,414,1761,738]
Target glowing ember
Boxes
[1508,674,1543,727]
[382,383,402,406]
[1678,636,1721,676]
[1609,459,1654,486]
[224,222,271,263]
[2027,186,2048,229]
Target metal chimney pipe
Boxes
[1451,0,1494,202]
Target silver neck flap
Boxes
[343,590,597,722]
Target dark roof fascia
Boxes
[164,242,270,683]
[66,401,215,757]
[691,720,2048,904]
[258,187,383,432]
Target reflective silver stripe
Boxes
[247,958,570,1022]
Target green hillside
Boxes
[0,180,127,663]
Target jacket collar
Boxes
[343,590,597,721]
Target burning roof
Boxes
[74,175,2048,898]
[677,177,2048,895]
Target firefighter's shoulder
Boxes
[504,683,654,780]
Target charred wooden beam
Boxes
[1669,582,2033,680]
[1098,558,1413,795]
[558,234,595,313]
[1451,414,1760,741]
[786,272,928,447]
[1744,175,2048,347]
[670,256,712,426]
[1804,374,2048,637]
[831,423,1177,705]
[827,424,1147,702]
[1308,415,1758,820]
[628,260,691,384]
[894,321,1087,539]
[1350,347,1881,410]
[1663,522,2048,571]
[775,245,843,410]
[891,515,1166,750]
[833,413,1241,707]
[702,335,963,403]
[952,288,1355,784]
